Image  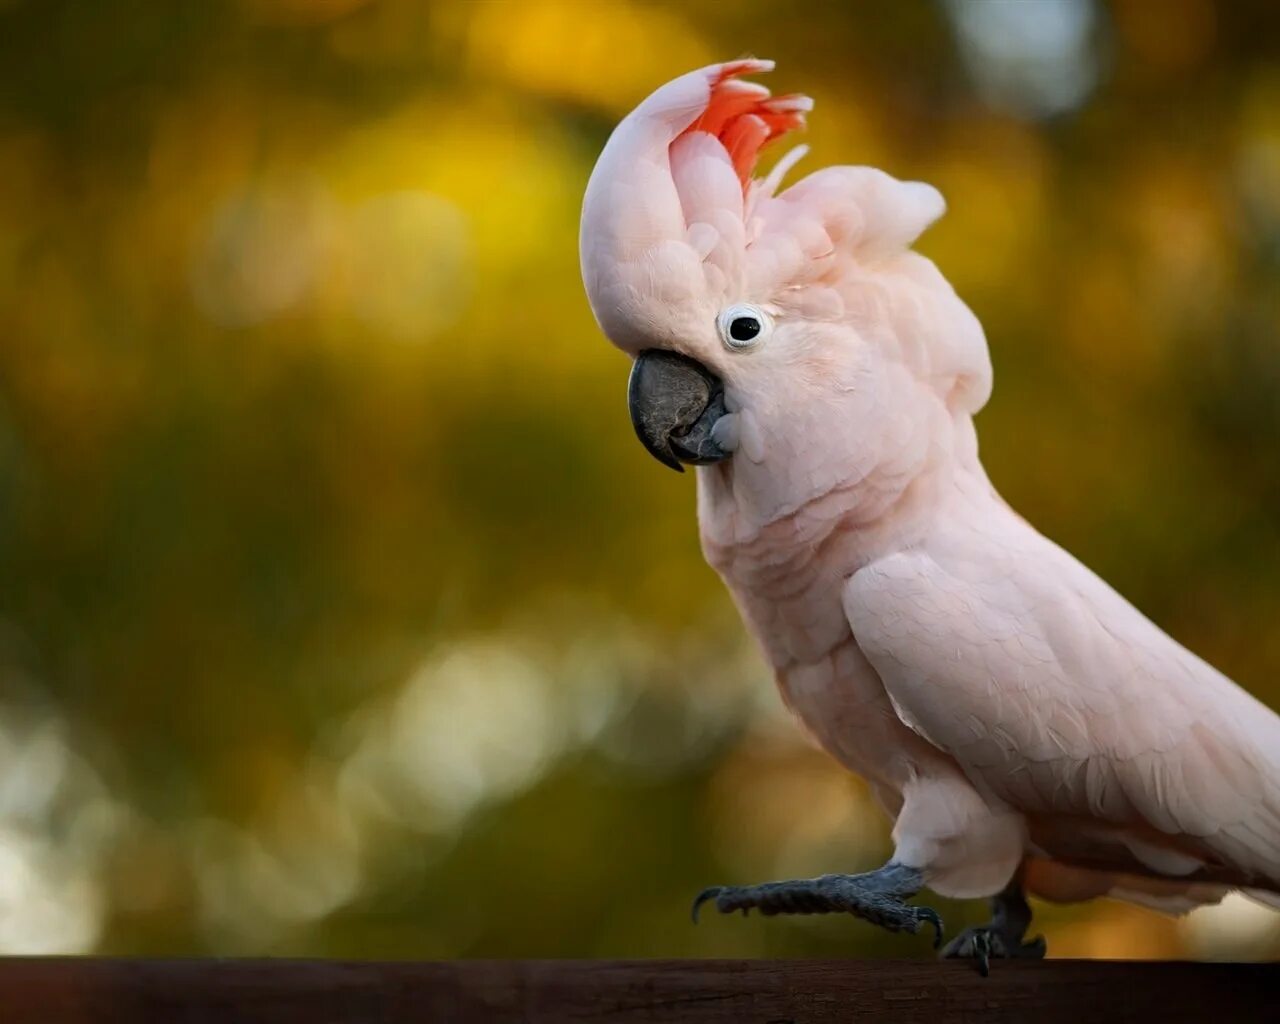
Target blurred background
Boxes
[0,0,1278,961]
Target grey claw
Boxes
[691,887,722,924]
[973,930,991,977]
[915,906,945,948]
[941,924,1043,974]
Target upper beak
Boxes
[627,350,732,472]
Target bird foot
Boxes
[941,925,1046,977]
[691,863,943,946]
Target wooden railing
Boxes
[0,958,1273,1022]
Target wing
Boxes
[843,529,1280,892]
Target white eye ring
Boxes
[716,303,772,352]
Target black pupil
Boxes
[729,316,761,342]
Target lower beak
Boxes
[627,350,731,473]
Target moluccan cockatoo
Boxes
[579,60,1280,970]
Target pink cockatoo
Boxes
[579,60,1280,969]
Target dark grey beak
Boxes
[627,350,731,473]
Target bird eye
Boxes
[716,303,772,352]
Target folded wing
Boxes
[844,530,1280,896]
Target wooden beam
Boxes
[0,958,1272,1022]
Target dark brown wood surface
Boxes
[0,958,1273,1023]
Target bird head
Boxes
[580,61,992,520]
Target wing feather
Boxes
[844,533,1280,892]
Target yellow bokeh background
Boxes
[0,0,1277,960]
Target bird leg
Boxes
[692,861,942,945]
[940,876,1046,976]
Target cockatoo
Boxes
[579,60,1280,969]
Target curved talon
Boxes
[915,906,945,948]
[691,886,723,924]
[973,929,991,977]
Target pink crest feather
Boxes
[681,62,813,193]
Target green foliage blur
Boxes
[0,0,1277,960]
